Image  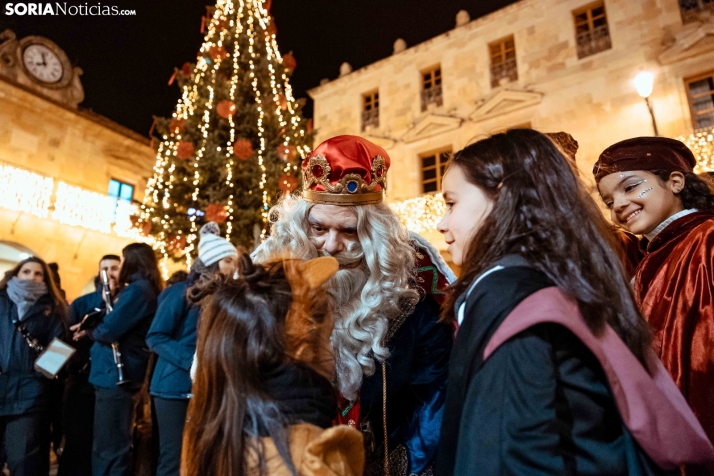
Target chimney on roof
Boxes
[393,38,407,54]
[339,62,352,77]
[455,10,470,28]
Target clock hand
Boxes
[40,52,47,66]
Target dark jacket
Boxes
[436,265,667,476]
[0,289,66,415]
[359,294,452,475]
[88,274,158,389]
[146,282,199,399]
[67,286,103,379]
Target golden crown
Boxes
[302,154,388,205]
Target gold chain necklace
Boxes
[382,360,390,476]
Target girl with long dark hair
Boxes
[146,223,238,476]
[0,256,67,475]
[595,137,714,473]
[434,129,714,475]
[182,254,363,476]
[73,242,163,476]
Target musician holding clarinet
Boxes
[71,243,163,476]
[60,254,120,476]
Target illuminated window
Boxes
[108,179,134,222]
[362,90,379,130]
[489,36,517,88]
[686,72,714,130]
[421,66,443,111]
[420,148,451,194]
[573,1,611,59]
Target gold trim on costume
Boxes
[303,190,384,205]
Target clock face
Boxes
[22,44,64,84]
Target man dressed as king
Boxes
[254,135,454,475]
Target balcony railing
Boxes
[490,58,518,88]
[421,84,443,111]
[576,24,611,59]
[361,108,379,130]
[680,0,714,23]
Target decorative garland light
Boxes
[0,163,54,218]
[0,163,150,241]
[53,182,117,233]
[389,193,446,234]
[678,126,714,173]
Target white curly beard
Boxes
[252,197,419,401]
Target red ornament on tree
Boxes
[277,144,297,162]
[167,234,187,253]
[278,174,298,194]
[267,22,277,37]
[209,45,229,61]
[282,53,297,71]
[216,100,236,119]
[277,94,288,110]
[176,141,194,159]
[205,204,228,224]
[181,62,192,76]
[169,118,186,135]
[263,0,272,13]
[233,139,254,160]
[130,216,153,236]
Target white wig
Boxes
[253,195,419,400]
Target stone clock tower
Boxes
[0,29,84,108]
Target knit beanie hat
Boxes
[198,222,238,267]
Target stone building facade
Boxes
[308,0,714,255]
[0,30,155,299]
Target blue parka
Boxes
[146,281,200,399]
[0,289,66,415]
[87,274,158,389]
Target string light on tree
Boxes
[389,193,446,234]
[678,126,714,173]
[142,0,313,272]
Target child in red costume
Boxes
[595,137,714,473]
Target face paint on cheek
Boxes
[638,187,653,199]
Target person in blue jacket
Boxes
[72,243,163,476]
[0,256,67,476]
[59,254,120,476]
[146,222,238,476]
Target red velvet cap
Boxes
[302,135,390,205]
[593,137,696,181]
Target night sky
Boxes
[1,0,518,136]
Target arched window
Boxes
[0,241,40,275]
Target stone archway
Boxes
[0,240,39,275]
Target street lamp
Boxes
[634,72,659,136]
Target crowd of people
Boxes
[1,131,714,476]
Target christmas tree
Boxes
[680,125,714,174]
[140,0,312,270]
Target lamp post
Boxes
[634,72,659,136]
